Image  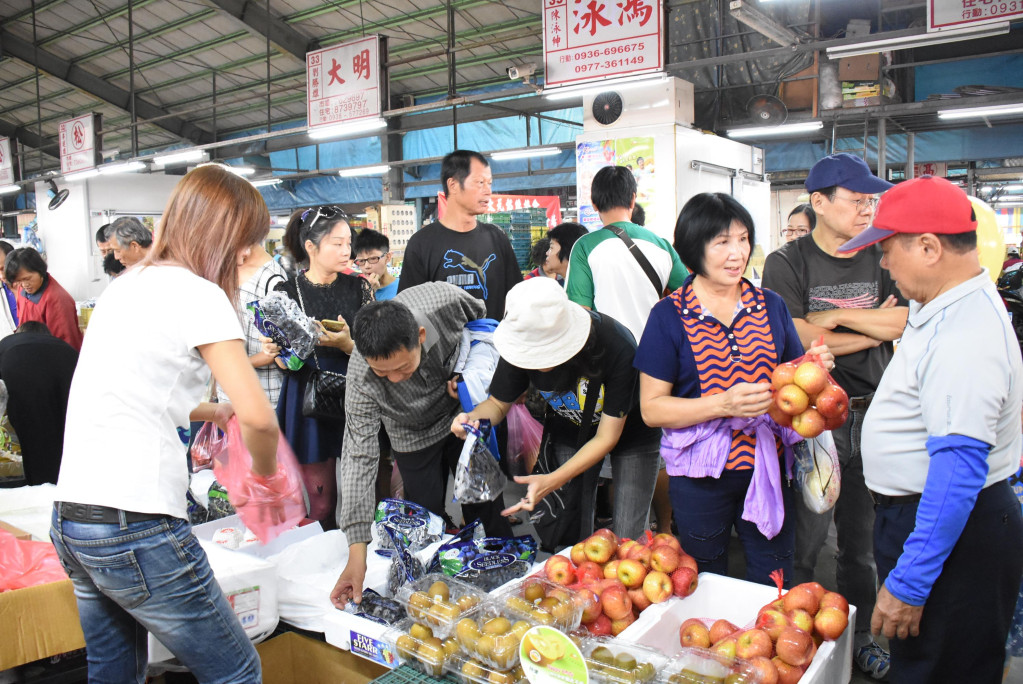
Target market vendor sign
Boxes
[543,0,664,88]
[306,35,382,129]
[58,114,97,175]
[437,192,564,228]
[928,0,1021,29]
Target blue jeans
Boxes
[50,507,261,684]
[669,468,795,587]
[792,400,877,633]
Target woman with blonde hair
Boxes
[51,164,281,682]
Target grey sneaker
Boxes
[855,640,891,681]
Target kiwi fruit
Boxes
[482,616,511,635]
[408,623,433,641]
[427,580,451,602]
[614,652,638,671]
[590,646,615,665]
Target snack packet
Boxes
[431,524,538,591]
[373,498,445,553]
[248,292,320,370]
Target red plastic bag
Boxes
[190,421,226,471]
[0,530,69,591]
[212,417,307,543]
[505,404,542,477]
[768,337,849,438]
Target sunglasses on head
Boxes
[300,205,345,231]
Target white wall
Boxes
[34,174,181,301]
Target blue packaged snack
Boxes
[373,498,444,553]
[386,524,426,596]
[247,297,306,371]
[431,524,538,591]
[345,588,404,625]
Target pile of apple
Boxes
[542,529,699,638]
[678,582,851,684]
[767,360,849,439]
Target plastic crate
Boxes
[371,663,452,683]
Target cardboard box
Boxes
[0,579,85,670]
[838,54,880,81]
[257,632,387,684]
[323,608,394,666]
[0,520,32,541]
[617,572,855,684]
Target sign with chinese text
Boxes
[58,114,97,175]
[0,138,13,185]
[437,192,564,229]
[543,0,663,88]
[306,35,382,129]
[913,161,948,178]
[928,0,1022,30]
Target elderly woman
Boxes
[5,247,82,350]
[636,193,833,587]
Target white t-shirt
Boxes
[862,272,1023,496]
[56,266,242,519]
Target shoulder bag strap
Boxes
[574,313,615,451]
[293,277,322,372]
[605,224,663,296]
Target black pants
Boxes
[392,433,513,538]
[874,478,1023,683]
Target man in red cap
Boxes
[840,176,1023,683]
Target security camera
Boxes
[507,63,536,81]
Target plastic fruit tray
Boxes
[395,573,487,639]
[579,636,672,684]
[385,617,462,678]
[452,604,534,672]
[490,576,584,632]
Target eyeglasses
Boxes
[300,205,343,231]
[354,255,384,266]
[781,229,810,237]
[831,195,879,212]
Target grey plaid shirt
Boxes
[339,283,487,545]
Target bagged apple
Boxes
[793,433,842,514]
[769,341,848,439]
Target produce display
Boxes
[663,648,762,684]
[452,605,534,671]
[395,574,486,638]
[494,577,584,631]
[373,498,445,553]
[582,638,668,684]
[768,358,849,438]
[428,521,538,591]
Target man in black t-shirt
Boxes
[762,154,907,681]
[398,150,522,319]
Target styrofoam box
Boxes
[616,572,855,684]
[192,513,322,559]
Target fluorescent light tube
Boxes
[937,103,1023,120]
[491,147,561,161]
[727,121,824,138]
[225,166,255,177]
[826,23,1008,59]
[0,185,21,195]
[543,73,666,100]
[152,149,207,167]
[251,178,282,188]
[63,169,100,182]
[99,161,146,175]
[339,165,390,177]
[309,119,387,140]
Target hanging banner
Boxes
[0,138,13,185]
[58,114,97,175]
[543,0,664,89]
[437,192,563,228]
[306,35,382,129]
[928,0,1021,30]
[575,136,656,231]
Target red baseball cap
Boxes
[838,175,977,253]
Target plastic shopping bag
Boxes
[190,421,226,471]
[769,336,849,435]
[212,417,307,543]
[454,423,507,504]
[0,529,69,591]
[505,403,542,477]
[793,431,842,514]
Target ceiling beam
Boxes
[205,0,313,60]
[0,117,60,160]
[0,29,213,145]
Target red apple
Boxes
[544,555,576,585]
[651,533,683,554]
[797,581,827,602]
[793,361,828,396]
[771,362,798,391]
[680,618,712,649]
[792,407,826,438]
[776,384,810,415]
[748,656,779,684]
[813,607,849,641]
[617,539,638,560]
[772,657,805,684]
[626,543,652,567]
[755,609,790,641]
[586,613,612,636]
[588,578,622,596]
[600,584,633,620]
[617,558,647,589]
[782,585,820,616]
[642,570,673,604]
[576,560,604,585]
[819,591,849,614]
[787,608,814,634]
[824,406,849,431]
[767,401,794,428]
[759,597,785,615]
[592,527,618,544]
[584,534,617,564]
[775,627,813,667]
[677,553,699,574]
[670,566,698,597]
[712,636,737,659]
[577,588,602,623]
[570,542,587,566]
[709,619,740,644]
[603,560,621,580]
[628,587,652,612]
[650,545,680,574]
[814,383,848,419]
[735,628,774,660]
[610,611,637,636]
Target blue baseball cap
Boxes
[805,153,894,194]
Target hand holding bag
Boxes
[295,279,346,423]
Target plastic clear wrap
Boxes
[454,424,507,504]
[372,498,445,554]
[344,588,405,626]
[793,433,841,514]
[386,524,427,596]
[248,291,320,367]
[212,416,307,543]
[190,421,226,471]
[428,522,538,591]
[505,404,542,477]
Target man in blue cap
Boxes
[763,153,908,680]
[839,175,1023,683]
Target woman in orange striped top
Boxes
[635,193,833,587]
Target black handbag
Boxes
[295,280,346,424]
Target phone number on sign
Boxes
[572,43,645,60]
[574,56,645,72]
[982,1,1020,14]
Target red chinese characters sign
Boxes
[58,114,97,175]
[543,0,663,88]
[929,0,1022,29]
[306,35,382,129]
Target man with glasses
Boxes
[763,153,908,681]
[353,228,399,301]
